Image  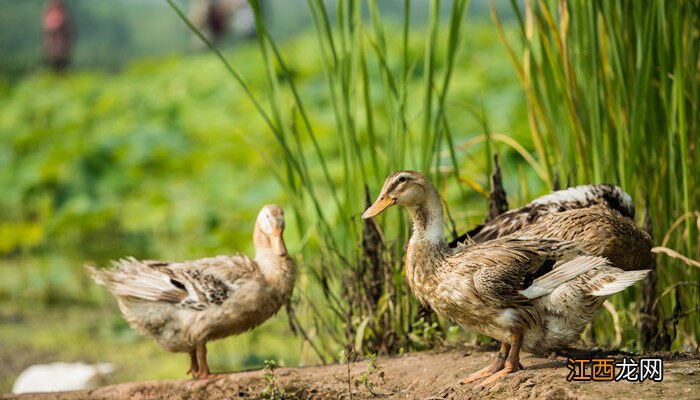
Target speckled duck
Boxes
[363,171,650,387]
[87,205,295,379]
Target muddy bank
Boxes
[3,349,699,400]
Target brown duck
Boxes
[87,205,295,379]
[452,183,654,271]
[363,171,649,387]
[454,183,632,240]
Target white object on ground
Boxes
[12,362,114,394]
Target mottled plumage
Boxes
[364,171,649,387]
[87,205,295,378]
[452,183,635,245]
[515,204,654,271]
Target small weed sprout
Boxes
[261,359,284,400]
[335,348,386,399]
[353,353,385,396]
[336,348,359,400]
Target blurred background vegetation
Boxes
[0,0,697,393]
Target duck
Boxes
[513,204,654,271]
[451,183,654,272]
[362,171,649,387]
[87,204,295,379]
[452,183,637,245]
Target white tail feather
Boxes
[591,270,650,297]
[86,262,183,302]
[86,265,106,286]
[520,256,608,299]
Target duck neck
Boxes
[406,186,446,247]
[404,187,448,281]
[253,230,296,296]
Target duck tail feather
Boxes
[520,255,608,299]
[590,270,650,297]
[85,261,184,303]
[85,264,108,286]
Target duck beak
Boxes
[271,235,288,257]
[362,195,395,219]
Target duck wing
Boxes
[86,255,257,310]
[451,184,635,246]
[461,237,609,307]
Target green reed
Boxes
[166,0,474,357]
[495,0,699,350]
[166,0,699,359]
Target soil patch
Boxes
[3,349,699,400]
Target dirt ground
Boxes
[2,348,699,400]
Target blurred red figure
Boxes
[189,0,257,43]
[42,0,73,71]
[206,1,229,41]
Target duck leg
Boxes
[476,333,523,388]
[460,341,511,384]
[186,349,199,377]
[194,343,210,379]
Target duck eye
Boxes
[398,176,407,183]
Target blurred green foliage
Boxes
[0,0,510,78]
[0,60,267,263]
[0,19,527,270]
[0,0,190,77]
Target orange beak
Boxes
[362,196,395,219]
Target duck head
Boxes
[254,204,288,257]
[362,171,436,219]
[363,171,445,243]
